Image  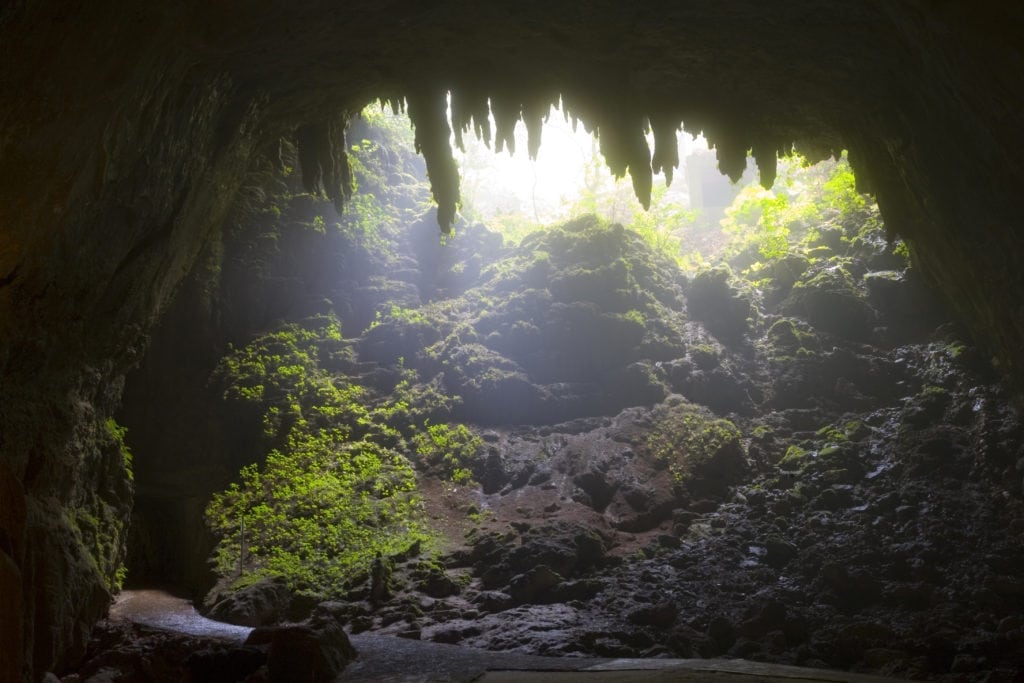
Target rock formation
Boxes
[1,2,1022,680]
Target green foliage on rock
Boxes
[766,318,820,360]
[206,312,474,594]
[206,434,429,595]
[105,417,134,483]
[646,399,743,485]
[411,422,484,483]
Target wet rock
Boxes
[413,563,462,598]
[783,260,875,341]
[739,601,787,638]
[729,638,764,658]
[605,361,669,408]
[246,617,357,683]
[508,565,563,604]
[426,622,482,644]
[666,625,717,657]
[834,622,897,664]
[988,575,1024,597]
[707,616,737,650]
[473,591,514,613]
[184,645,266,683]
[627,603,678,628]
[686,267,753,342]
[549,578,604,602]
[764,536,797,568]
[75,622,261,683]
[573,469,618,511]
[207,578,297,627]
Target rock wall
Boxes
[1,1,1022,680]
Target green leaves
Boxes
[206,312,474,595]
[411,421,483,482]
[720,153,871,262]
[206,433,429,595]
[646,401,742,484]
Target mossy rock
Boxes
[548,259,634,311]
[444,344,545,424]
[864,269,948,339]
[809,226,845,252]
[358,312,442,365]
[646,398,748,498]
[528,302,646,382]
[603,361,668,409]
[685,266,753,342]
[689,344,720,371]
[783,260,875,341]
[350,277,422,334]
[758,253,811,303]
[766,317,820,359]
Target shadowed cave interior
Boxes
[2,2,1024,682]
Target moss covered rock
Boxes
[685,267,753,343]
[783,259,875,341]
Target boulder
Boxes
[686,267,753,342]
[246,617,357,683]
[207,578,295,627]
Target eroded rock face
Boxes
[2,2,1023,680]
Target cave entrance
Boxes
[111,99,1021,678]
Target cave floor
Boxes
[345,632,908,682]
[102,589,905,682]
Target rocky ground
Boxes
[349,216,1024,680]
[82,185,1024,681]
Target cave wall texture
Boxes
[1,1,1022,679]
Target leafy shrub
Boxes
[207,314,457,594]
[720,153,873,263]
[411,422,484,483]
[206,434,429,594]
[105,417,134,482]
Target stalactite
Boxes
[296,123,326,196]
[295,117,354,213]
[627,120,654,210]
[713,136,748,184]
[522,95,554,160]
[751,141,778,190]
[793,139,834,165]
[491,94,521,155]
[379,97,405,116]
[451,89,491,152]
[597,113,653,210]
[650,114,681,187]
[326,117,354,212]
[406,89,459,233]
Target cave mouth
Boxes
[99,105,1024,680]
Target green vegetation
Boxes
[207,313,472,594]
[766,318,820,360]
[720,154,861,262]
[646,401,742,483]
[206,434,429,594]
[411,422,484,483]
[778,444,811,470]
[105,417,134,482]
